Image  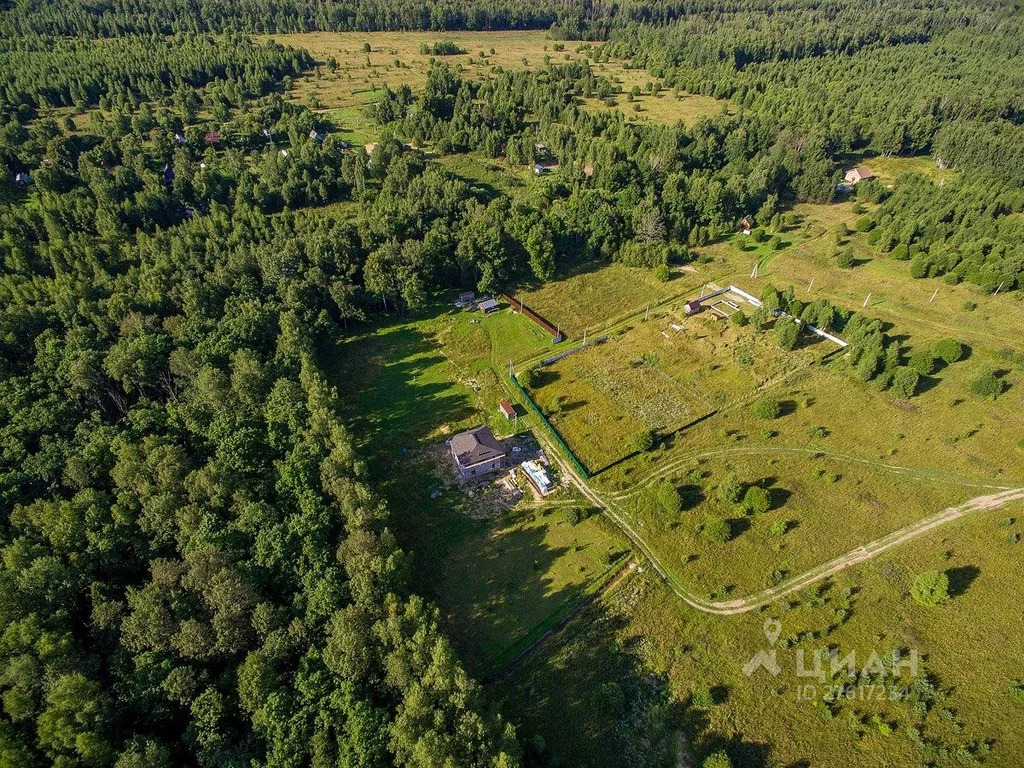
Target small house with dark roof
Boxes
[449,427,506,479]
[684,300,703,316]
[739,215,754,235]
[844,166,874,184]
[309,129,325,142]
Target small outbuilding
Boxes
[449,427,506,479]
[204,131,222,145]
[498,400,516,420]
[479,298,500,313]
[739,215,754,235]
[684,300,703,316]
[844,166,874,184]
[455,290,476,308]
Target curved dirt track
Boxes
[543,434,1024,616]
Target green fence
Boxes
[510,373,590,479]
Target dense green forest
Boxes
[2,1,1024,766]
[0,40,525,768]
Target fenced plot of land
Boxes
[526,308,820,471]
[513,261,699,339]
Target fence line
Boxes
[500,293,564,341]
[540,335,608,366]
[510,373,590,479]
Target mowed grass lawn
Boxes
[323,300,629,672]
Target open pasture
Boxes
[506,495,1024,768]
[619,450,980,596]
[266,30,731,141]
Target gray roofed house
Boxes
[449,427,506,479]
[479,298,500,313]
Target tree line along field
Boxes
[705,201,1024,356]
[265,30,729,138]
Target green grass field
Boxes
[265,30,730,146]
[503,498,1024,766]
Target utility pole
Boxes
[644,304,650,321]
[863,292,871,308]
[807,277,814,293]
[930,288,939,303]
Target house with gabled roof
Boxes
[449,427,506,479]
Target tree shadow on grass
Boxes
[496,590,688,768]
[946,565,980,599]
[729,517,752,538]
[699,733,774,768]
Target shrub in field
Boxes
[629,429,655,453]
[743,486,771,515]
[968,372,1005,399]
[518,368,536,389]
[657,481,682,517]
[854,215,874,232]
[701,517,732,543]
[836,249,855,268]
[769,519,789,536]
[933,338,964,364]
[718,474,743,504]
[730,310,748,327]
[908,351,935,376]
[703,751,733,768]
[891,367,920,398]
[691,687,714,709]
[911,570,949,606]
[752,396,782,420]
[775,319,801,350]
